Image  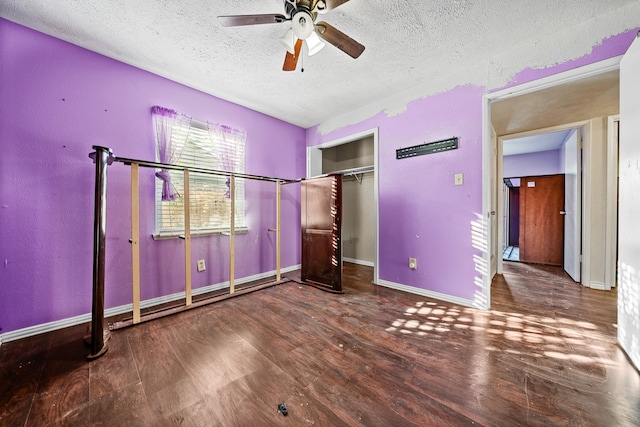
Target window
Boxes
[154,113,246,236]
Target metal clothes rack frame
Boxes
[87,145,296,359]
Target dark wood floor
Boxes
[1,262,639,426]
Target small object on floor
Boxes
[277,403,288,416]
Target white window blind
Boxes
[155,121,246,235]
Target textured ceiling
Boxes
[492,70,620,137]
[1,1,638,129]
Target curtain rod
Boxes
[89,146,297,184]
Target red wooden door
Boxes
[301,175,343,292]
[519,174,565,266]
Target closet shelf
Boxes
[332,165,374,176]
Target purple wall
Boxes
[307,29,637,305]
[307,85,485,301]
[0,19,306,334]
[503,150,562,178]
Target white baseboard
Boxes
[343,257,375,267]
[0,264,301,346]
[376,279,476,308]
[589,281,606,290]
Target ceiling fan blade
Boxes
[283,39,303,71]
[315,21,365,59]
[218,14,287,27]
[324,0,350,10]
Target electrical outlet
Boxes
[409,257,418,270]
[197,259,206,272]
[454,173,464,186]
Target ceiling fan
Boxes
[218,0,365,71]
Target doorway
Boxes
[482,56,622,303]
[307,128,379,283]
[503,179,521,261]
[500,128,582,282]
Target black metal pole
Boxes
[87,146,113,360]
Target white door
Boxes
[618,33,640,370]
[563,129,581,282]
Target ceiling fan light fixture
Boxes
[292,11,314,40]
[279,28,297,53]
[315,1,328,13]
[306,31,326,56]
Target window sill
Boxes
[152,227,249,240]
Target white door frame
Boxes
[605,114,620,289]
[306,128,380,283]
[482,56,622,305]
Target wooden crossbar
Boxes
[89,147,293,333]
[229,175,236,294]
[131,164,141,324]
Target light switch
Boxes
[454,173,464,186]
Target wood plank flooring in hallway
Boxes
[1,262,638,426]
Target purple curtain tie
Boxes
[155,169,179,201]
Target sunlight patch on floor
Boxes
[385,300,617,368]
